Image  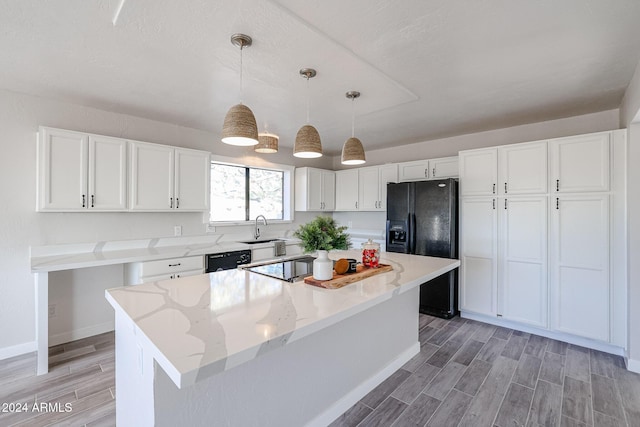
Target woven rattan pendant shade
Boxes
[341,137,366,165]
[294,125,322,158]
[222,104,259,146]
[255,132,279,153]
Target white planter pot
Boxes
[313,250,333,281]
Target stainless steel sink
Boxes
[240,239,282,245]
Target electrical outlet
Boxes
[174,225,182,236]
[206,224,216,233]
[48,304,56,318]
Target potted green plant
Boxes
[293,216,350,280]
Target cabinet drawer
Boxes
[139,268,204,284]
[139,256,203,277]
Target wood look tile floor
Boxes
[2,316,640,427]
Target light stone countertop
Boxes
[30,236,301,272]
[105,250,460,388]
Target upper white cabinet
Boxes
[335,169,359,211]
[398,156,459,182]
[129,141,210,211]
[459,148,498,196]
[294,167,335,211]
[37,127,127,211]
[498,141,547,195]
[430,156,459,179]
[550,132,610,193]
[398,160,430,181]
[357,164,398,211]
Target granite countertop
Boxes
[30,237,301,272]
[105,250,460,388]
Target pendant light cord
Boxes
[306,75,310,124]
[351,97,355,138]
[239,44,244,104]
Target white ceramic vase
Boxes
[313,250,333,281]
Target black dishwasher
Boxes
[205,250,252,272]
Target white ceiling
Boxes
[1,0,640,155]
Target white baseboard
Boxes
[308,341,420,427]
[0,340,36,361]
[49,320,115,347]
[626,357,640,374]
[461,311,625,356]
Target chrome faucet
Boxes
[254,215,267,240]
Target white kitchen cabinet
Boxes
[398,159,430,181]
[459,197,498,316]
[430,156,459,179]
[294,167,335,211]
[498,196,548,327]
[357,164,398,211]
[498,141,547,195]
[550,194,610,341]
[550,132,610,193]
[335,169,359,211]
[37,127,127,211]
[129,141,210,211]
[459,148,498,196]
[125,255,204,285]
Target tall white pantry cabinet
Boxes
[459,130,627,351]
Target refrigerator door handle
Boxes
[410,213,417,254]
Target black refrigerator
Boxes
[386,179,459,319]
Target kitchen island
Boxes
[105,250,459,426]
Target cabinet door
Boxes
[550,133,610,193]
[498,196,548,327]
[460,197,498,316]
[321,171,335,211]
[175,148,210,211]
[335,170,359,211]
[398,160,430,181]
[129,142,175,211]
[499,142,547,195]
[88,135,127,210]
[431,156,459,179]
[305,168,323,211]
[459,148,498,196]
[358,166,380,211]
[551,194,610,341]
[378,164,398,210]
[38,128,88,211]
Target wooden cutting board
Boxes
[304,264,393,289]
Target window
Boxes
[210,160,292,223]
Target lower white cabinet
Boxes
[125,256,204,285]
[550,194,610,341]
[498,196,548,328]
[460,197,498,316]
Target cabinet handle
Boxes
[432,167,436,177]
[504,182,507,194]
[424,169,428,178]
[91,195,95,208]
[556,179,559,191]
[168,263,181,267]
[504,198,507,209]
[176,274,181,278]
[556,198,559,210]
[170,198,173,208]
[176,198,179,209]
[492,183,496,194]
[355,201,358,209]
[82,194,86,208]
[492,199,496,210]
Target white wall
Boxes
[0,89,330,357]
[620,59,640,370]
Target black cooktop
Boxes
[245,256,315,282]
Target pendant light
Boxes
[255,132,279,153]
[294,68,322,158]
[341,91,366,165]
[221,34,259,146]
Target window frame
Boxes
[208,155,294,226]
